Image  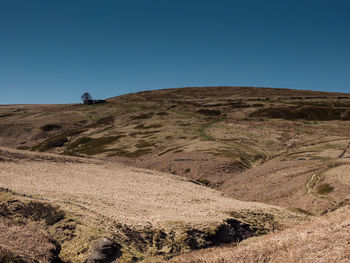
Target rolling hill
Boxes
[1,86,350,262]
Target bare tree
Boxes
[81,92,92,102]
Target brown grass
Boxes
[0,147,305,229]
[169,205,350,263]
[0,216,59,263]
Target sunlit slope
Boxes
[1,86,350,215]
[0,147,305,228]
[168,205,350,263]
[0,147,307,262]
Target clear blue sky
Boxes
[1,0,349,104]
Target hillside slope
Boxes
[168,205,350,263]
[0,147,306,262]
[1,86,350,215]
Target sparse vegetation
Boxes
[250,106,350,121]
[136,140,155,148]
[16,201,65,225]
[170,206,350,263]
[33,134,69,151]
[32,128,86,152]
[131,112,154,120]
[108,147,152,158]
[68,135,125,155]
[197,109,221,116]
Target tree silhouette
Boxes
[81,92,92,102]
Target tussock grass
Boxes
[108,148,152,158]
[68,135,125,155]
[32,128,85,152]
[170,206,350,263]
[16,201,65,225]
[33,135,68,151]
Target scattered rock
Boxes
[84,238,122,263]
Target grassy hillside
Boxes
[0,147,306,262]
[1,86,350,261]
[166,204,350,263]
[1,86,350,213]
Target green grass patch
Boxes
[199,123,215,141]
[68,135,125,155]
[32,128,86,152]
[198,118,226,141]
[32,135,68,152]
[107,148,152,158]
[66,137,93,150]
[303,121,318,125]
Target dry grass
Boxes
[0,147,310,262]
[169,205,350,263]
[0,147,305,229]
[0,216,58,262]
[1,87,350,261]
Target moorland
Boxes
[1,86,350,262]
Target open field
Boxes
[1,86,350,262]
